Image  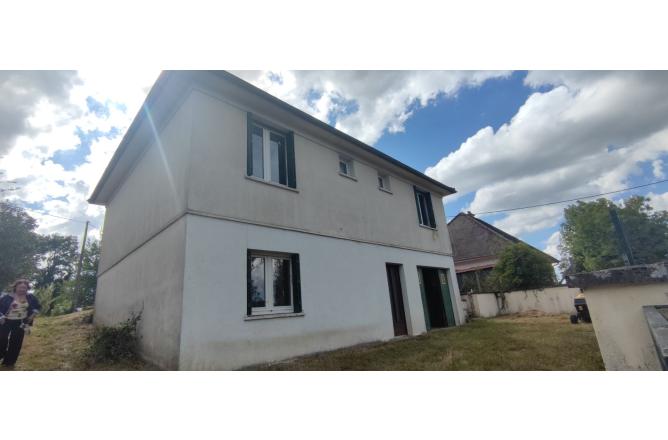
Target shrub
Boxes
[489,243,557,292]
[84,313,141,364]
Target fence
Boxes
[461,286,581,318]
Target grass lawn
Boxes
[254,314,604,371]
[10,311,603,371]
[12,309,153,371]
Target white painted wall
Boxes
[98,95,192,273]
[179,214,463,370]
[187,89,453,256]
[469,286,581,318]
[584,283,668,371]
[94,216,187,370]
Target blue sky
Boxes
[1,70,667,254]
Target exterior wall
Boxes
[98,95,193,273]
[469,287,581,318]
[584,283,668,371]
[179,214,464,370]
[186,89,452,256]
[94,216,187,370]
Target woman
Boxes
[0,279,41,368]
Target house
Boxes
[88,71,464,370]
[448,212,558,293]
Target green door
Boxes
[438,269,456,327]
[417,268,431,331]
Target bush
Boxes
[489,243,557,292]
[84,313,141,364]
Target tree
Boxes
[560,196,668,273]
[489,243,557,292]
[0,202,40,290]
[78,238,101,307]
[34,234,79,298]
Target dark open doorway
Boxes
[418,267,456,331]
[386,264,408,336]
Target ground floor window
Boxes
[247,250,302,316]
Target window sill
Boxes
[244,312,305,321]
[378,187,393,195]
[419,224,438,231]
[338,172,357,181]
[245,175,299,193]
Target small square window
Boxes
[339,156,354,177]
[378,173,390,191]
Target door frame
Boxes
[417,266,457,330]
[385,263,409,336]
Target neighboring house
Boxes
[89,71,464,370]
[448,212,558,293]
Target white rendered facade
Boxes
[91,72,464,370]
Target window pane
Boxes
[251,126,264,178]
[378,176,384,188]
[418,193,429,225]
[270,132,286,184]
[250,256,265,308]
[272,258,291,307]
[339,160,348,175]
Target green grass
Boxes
[11,311,603,371]
[12,310,154,371]
[253,314,604,371]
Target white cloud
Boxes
[0,70,159,242]
[652,159,665,179]
[543,231,562,260]
[426,71,668,234]
[231,70,510,145]
[646,191,668,211]
[488,205,564,237]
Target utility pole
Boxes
[73,220,89,311]
[609,207,635,266]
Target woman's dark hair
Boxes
[12,279,30,293]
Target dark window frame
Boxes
[414,186,436,228]
[247,113,296,189]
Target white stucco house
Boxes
[88,71,464,370]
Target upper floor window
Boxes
[247,113,296,188]
[339,155,355,178]
[414,186,436,228]
[378,173,391,192]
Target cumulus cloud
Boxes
[543,231,562,260]
[0,71,81,157]
[231,70,510,145]
[0,70,159,241]
[426,71,668,236]
[646,191,668,211]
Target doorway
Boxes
[386,264,408,336]
[418,267,456,330]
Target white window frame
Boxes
[249,251,294,316]
[338,155,354,178]
[250,123,289,186]
[377,173,391,192]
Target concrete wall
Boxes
[186,89,453,256]
[585,283,668,371]
[98,95,192,273]
[179,214,464,370]
[469,286,581,318]
[94,216,187,370]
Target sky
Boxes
[1,70,667,259]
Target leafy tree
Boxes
[77,239,101,307]
[34,234,79,297]
[560,196,668,273]
[489,243,557,292]
[0,202,40,290]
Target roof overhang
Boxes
[88,71,456,205]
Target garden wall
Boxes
[467,286,581,318]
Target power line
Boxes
[472,178,668,216]
[2,200,99,229]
